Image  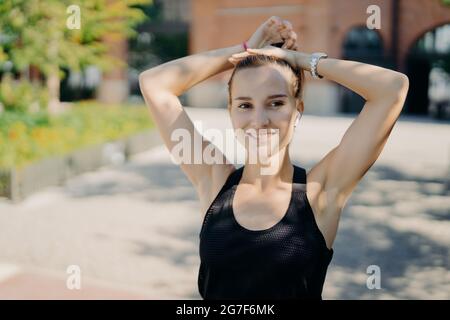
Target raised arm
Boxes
[294,52,409,203]
[235,45,409,207]
[139,44,240,196]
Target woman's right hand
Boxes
[246,16,299,51]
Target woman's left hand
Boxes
[246,16,298,51]
[229,45,299,68]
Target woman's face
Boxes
[228,64,303,161]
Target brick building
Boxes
[187,0,450,117]
[97,0,191,104]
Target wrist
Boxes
[245,38,258,50]
[242,41,249,51]
[293,52,312,71]
[246,35,269,50]
[231,43,246,55]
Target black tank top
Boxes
[198,165,334,300]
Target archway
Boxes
[340,26,388,114]
[405,23,450,120]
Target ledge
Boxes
[0,130,162,202]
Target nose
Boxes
[252,109,270,129]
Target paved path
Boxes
[0,108,449,299]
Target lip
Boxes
[244,129,278,145]
[244,129,278,138]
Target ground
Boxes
[0,107,449,299]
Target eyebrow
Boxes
[234,94,288,101]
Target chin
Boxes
[244,140,288,163]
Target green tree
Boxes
[0,0,151,112]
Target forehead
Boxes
[231,65,291,98]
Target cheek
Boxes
[272,110,293,132]
[274,111,297,148]
[230,108,249,128]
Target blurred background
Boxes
[0,0,449,299]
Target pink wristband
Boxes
[242,41,248,51]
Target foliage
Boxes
[0,102,153,169]
[0,0,152,76]
[0,74,48,112]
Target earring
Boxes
[294,112,301,128]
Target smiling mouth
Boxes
[244,129,278,139]
[243,130,279,145]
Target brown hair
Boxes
[227,54,305,107]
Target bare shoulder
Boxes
[196,163,236,220]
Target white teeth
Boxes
[245,129,277,137]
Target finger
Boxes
[285,31,297,49]
[249,45,277,53]
[282,20,293,30]
[279,21,293,35]
[229,58,243,65]
[232,51,250,57]
[246,48,271,56]
[290,39,298,50]
[289,30,298,42]
[268,16,282,29]
[270,32,285,44]
[228,58,237,66]
[285,34,296,49]
[230,52,254,65]
[246,48,262,54]
[270,16,282,24]
[281,24,293,39]
[288,39,298,50]
[277,23,287,32]
[232,52,251,59]
[283,38,292,50]
[267,17,277,27]
[291,45,298,51]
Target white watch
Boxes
[310,52,328,79]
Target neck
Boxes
[241,146,294,191]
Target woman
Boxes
[139,16,409,299]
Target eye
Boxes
[270,100,285,108]
[237,103,251,109]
